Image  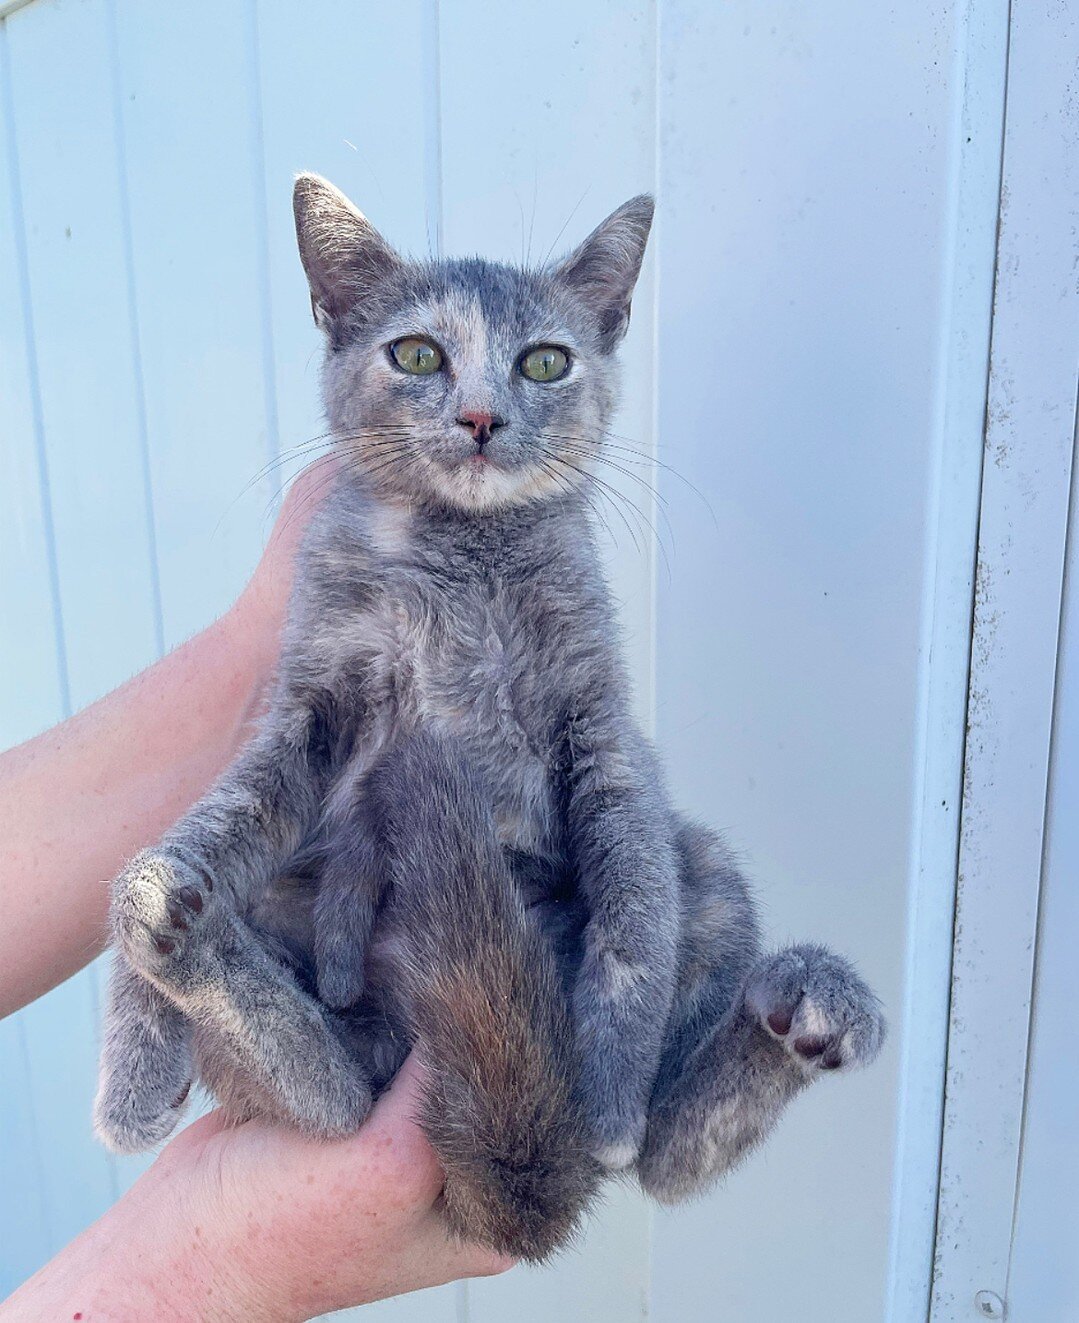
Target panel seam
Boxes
[246,0,282,502]
[0,18,72,718]
[104,0,165,659]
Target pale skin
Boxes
[0,465,512,1320]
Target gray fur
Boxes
[95,175,885,1260]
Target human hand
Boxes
[4,1054,512,1322]
[230,457,341,664]
[215,455,343,754]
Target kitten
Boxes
[94,176,885,1261]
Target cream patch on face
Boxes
[431,455,578,513]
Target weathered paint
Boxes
[931,0,1079,1316]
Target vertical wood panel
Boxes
[649,1,986,1319]
[1007,443,1079,1321]
[0,1018,49,1294]
[0,0,147,1274]
[109,0,277,648]
[5,0,160,710]
[884,1,1007,1314]
[0,24,66,751]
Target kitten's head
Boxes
[293,174,652,513]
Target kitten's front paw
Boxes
[746,944,885,1074]
[112,850,217,982]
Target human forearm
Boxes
[0,461,327,1020]
[0,1140,259,1323]
[0,598,274,1017]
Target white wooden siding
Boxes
[0,2,1073,1320]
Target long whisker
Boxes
[536,456,619,546]
[541,185,591,269]
[539,447,674,579]
[540,428,717,526]
[537,435,679,554]
[549,447,679,555]
[537,435,670,507]
[538,449,644,556]
[251,429,421,522]
[264,461,349,538]
[226,427,417,519]
[259,451,342,519]
[269,441,415,538]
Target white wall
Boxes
[0,2,1073,1320]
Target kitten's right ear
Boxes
[293,173,401,331]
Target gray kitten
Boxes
[94,175,885,1261]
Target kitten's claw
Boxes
[746,944,885,1075]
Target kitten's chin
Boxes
[426,459,575,514]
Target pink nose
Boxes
[456,411,506,447]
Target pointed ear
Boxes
[553,194,654,351]
[293,173,401,331]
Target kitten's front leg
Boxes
[112,708,323,986]
[566,717,680,1170]
[98,713,320,1151]
[101,701,374,1144]
[314,777,385,1009]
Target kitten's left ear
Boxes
[553,195,654,351]
[293,173,402,333]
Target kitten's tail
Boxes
[371,733,599,1263]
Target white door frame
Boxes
[930,0,1079,1317]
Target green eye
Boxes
[391,337,443,375]
[520,345,570,382]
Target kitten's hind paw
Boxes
[746,944,885,1075]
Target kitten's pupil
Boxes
[392,337,443,375]
[520,345,569,382]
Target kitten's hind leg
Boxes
[638,943,885,1203]
[662,818,761,1066]
[124,903,373,1138]
[94,953,193,1153]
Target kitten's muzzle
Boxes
[456,411,507,451]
